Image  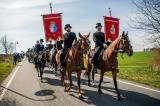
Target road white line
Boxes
[96,74,160,93]
[0,65,21,100]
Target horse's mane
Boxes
[71,39,81,51]
[107,37,120,52]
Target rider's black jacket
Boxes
[63,32,77,49]
[93,32,106,47]
[35,43,44,53]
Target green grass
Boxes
[105,52,160,88]
[0,58,15,83]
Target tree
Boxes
[0,34,13,54]
[132,0,160,47]
[8,42,14,54]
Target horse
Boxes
[60,33,90,98]
[35,49,50,81]
[51,44,63,76]
[86,31,133,100]
[27,51,34,63]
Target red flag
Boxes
[42,13,63,42]
[104,16,119,41]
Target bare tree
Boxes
[132,0,160,47]
[8,42,14,54]
[0,34,13,54]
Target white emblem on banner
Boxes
[50,21,57,33]
[110,24,115,35]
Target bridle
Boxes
[113,36,132,58]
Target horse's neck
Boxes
[70,42,82,59]
[105,38,120,59]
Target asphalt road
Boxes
[0,59,160,106]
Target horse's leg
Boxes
[60,70,65,86]
[69,72,73,87]
[98,70,104,94]
[64,71,72,92]
[112,70,123,100]
[88,73,91,86]
[39,63,43,81]
[77,70,82,98]
[87,64,92,86]
[55,65,58,76]
[36,61,40,77]
[92,66,96,87]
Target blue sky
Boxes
[0,0,152,53]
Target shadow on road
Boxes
[40,70,160,106]
[43,70,54,74]
[0,86,56,101]
[70,75,160,106]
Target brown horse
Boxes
[52,48,62,76]
[61,33,90,98]
[86,31,133,100]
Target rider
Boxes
[92,22,110,67]
[48,40,53,51]
[55,40,63,50]
[35,39,45,54]
[60,24,77,68]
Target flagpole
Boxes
[49,2,58,48]
[49,3,53,14]
[109,8,112,17]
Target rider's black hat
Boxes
[96,22,102,28]
[40,39,44,42]
[64,24,72,30]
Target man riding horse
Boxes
[60,24,77,68]
[35,39,45,54]
[92,23,111,68]
[48,40,54,51]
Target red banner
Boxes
[42,13,62,42]
[104,16,119,41]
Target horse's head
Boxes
[119,31,133,56]
[79,32,91,53]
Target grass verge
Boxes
[0,58,15,84]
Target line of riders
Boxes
[26,22,133,100]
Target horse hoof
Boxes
[78,93,83,99]
[64,89,69,92]
[92,84,96,87]
[98,90,103,94]
[64,87,70,92]
[70,83,73,87]
[118,95,123,100]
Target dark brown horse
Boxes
[61,33,90,98]
[35,49,50,81]
[86,31,133,100]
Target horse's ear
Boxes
[79,32,83,38]
[87,32,90,38]
[122,31,125,37]
[126,31,128,36]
